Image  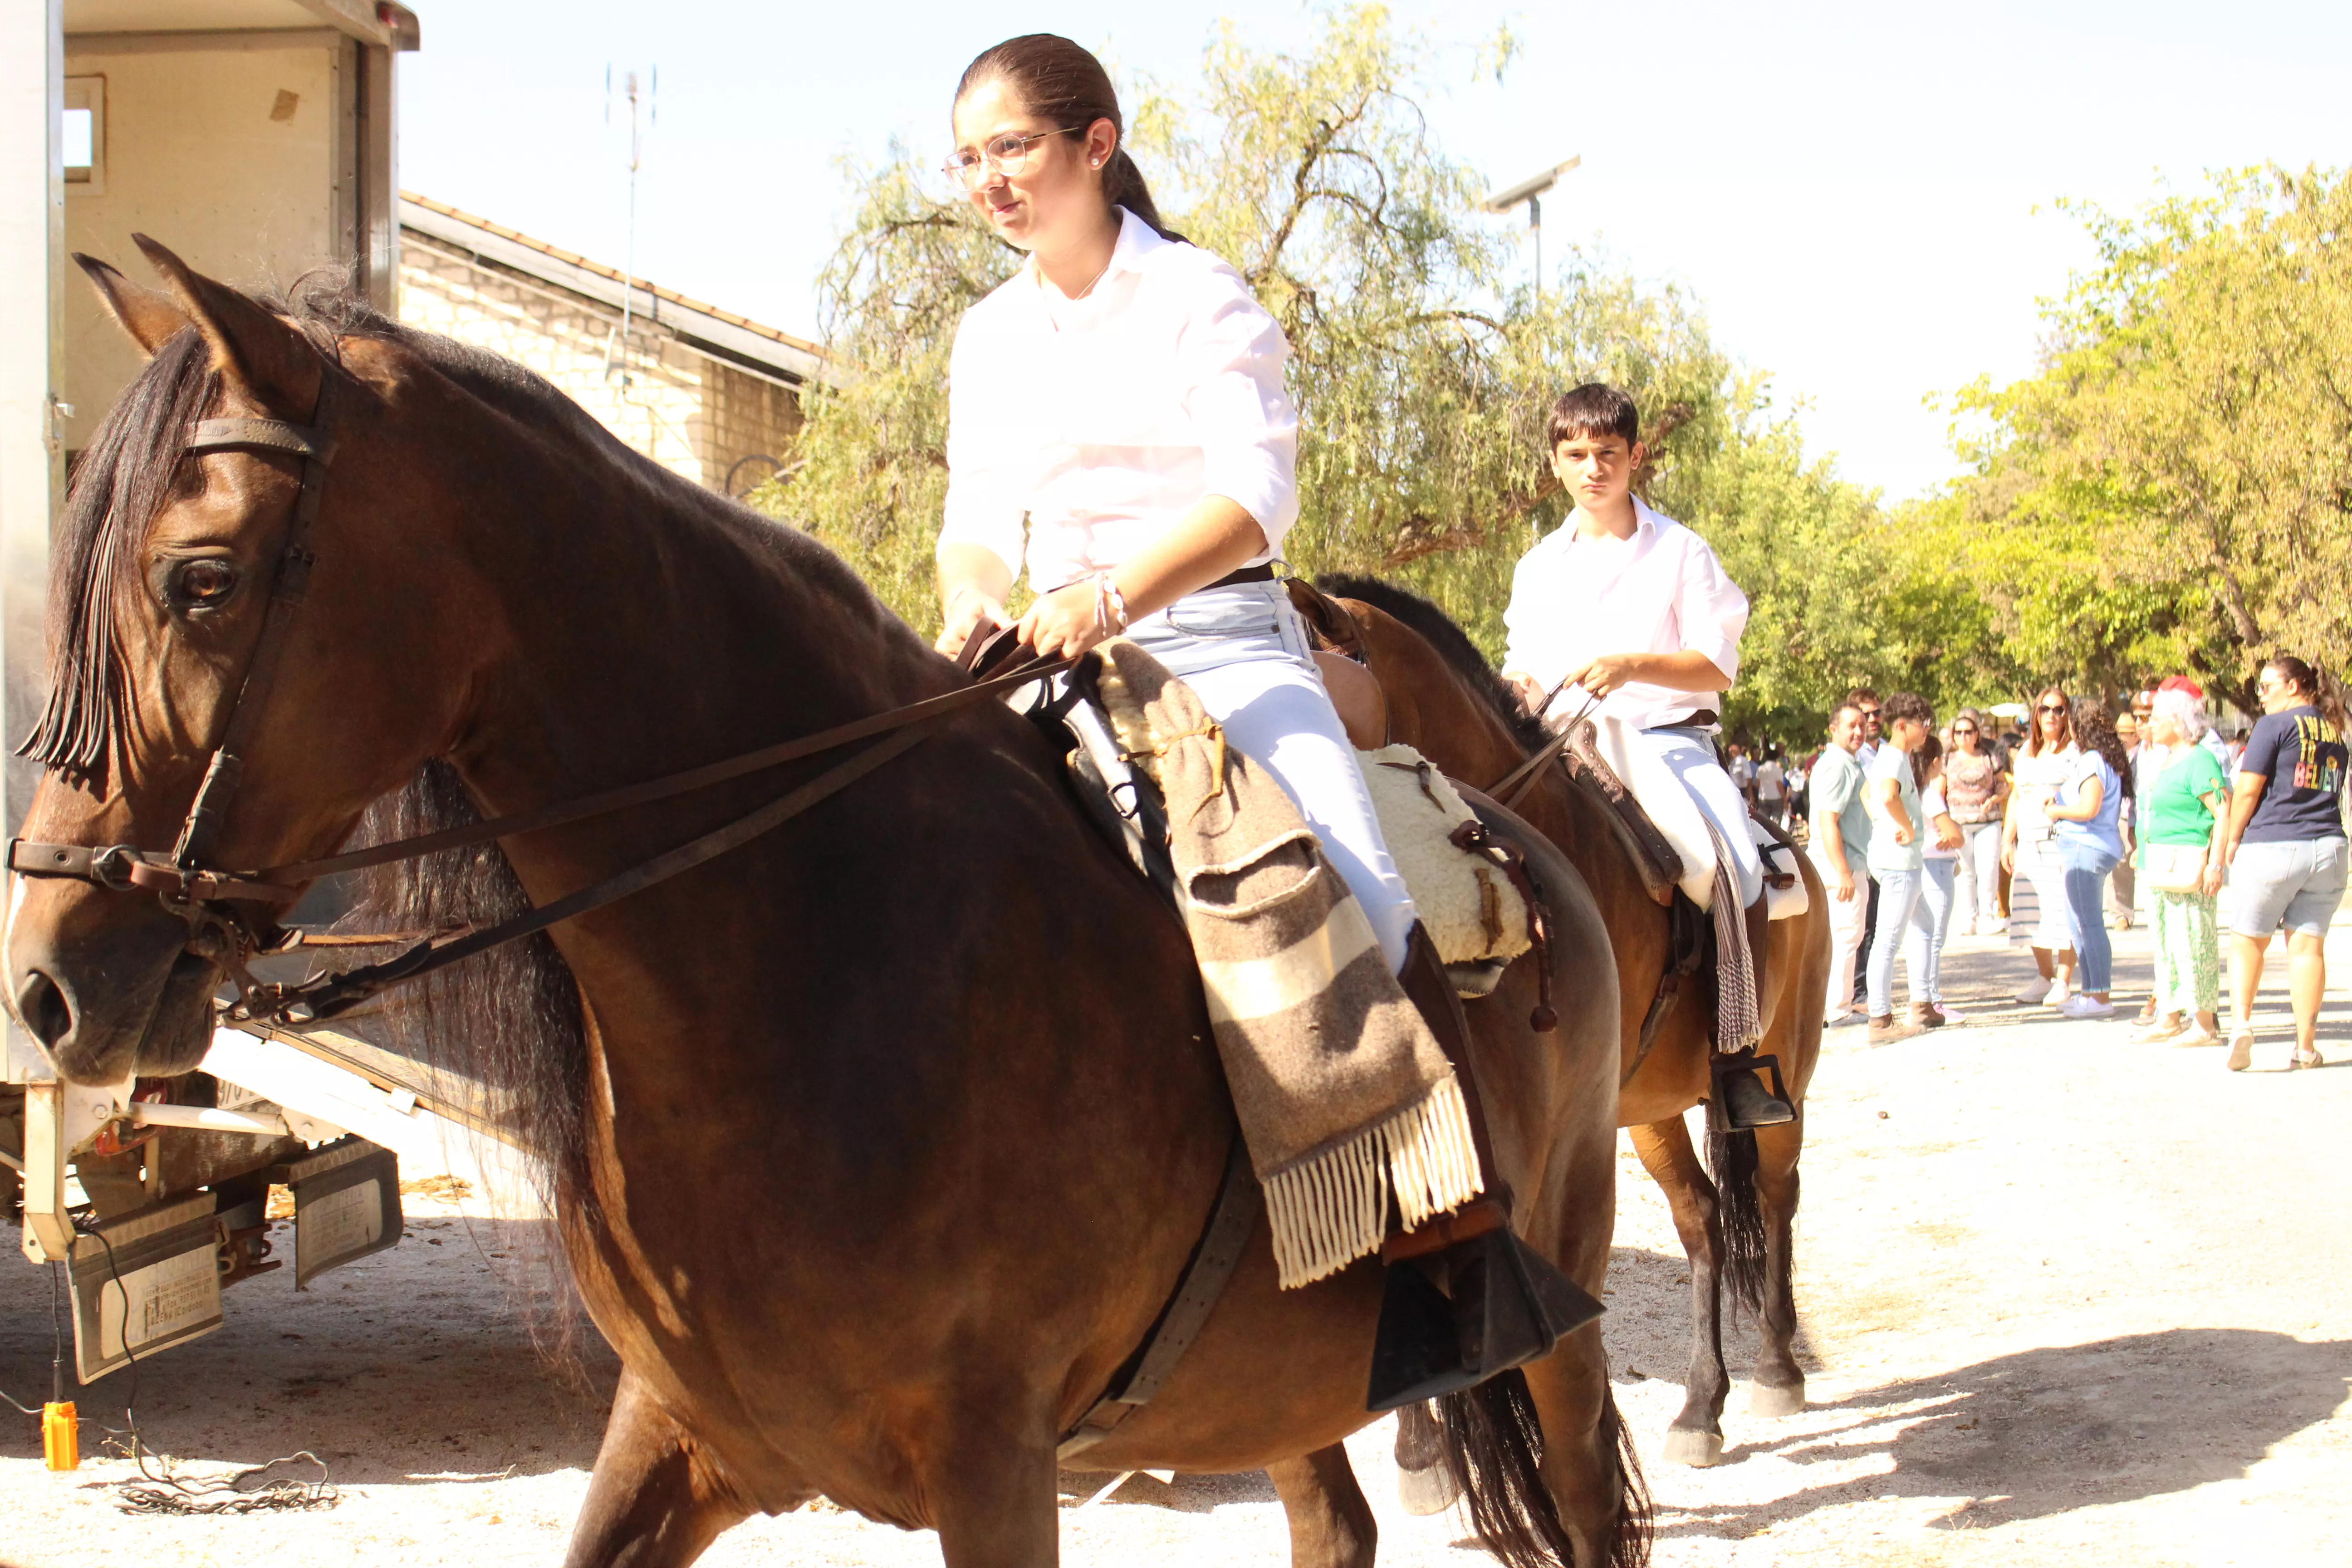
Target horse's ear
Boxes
[74,253,191,357]
[132,234,322,418]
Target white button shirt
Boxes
[937,206,1299,591]
[1501,499,1749,731]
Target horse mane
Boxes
[23,269,882,788]
[22,269,889,1290]
[1314,573,1550,754]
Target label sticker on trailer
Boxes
[68,1196,224,1384]
[292,1144,402,1287]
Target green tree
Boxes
[1947,165,2352,706]
[760,4,1970,742]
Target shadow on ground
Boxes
[1657,1328,2352,1539]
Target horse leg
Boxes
[1628,1118,1730,1466]
[1267,1445,1379,1568]
[931,1418,1061,1568]
[564,1371,750,1568]
[1746,1113,1807,1416]
[1519,1321,1647,1568]
[1391,1401,1461,1515]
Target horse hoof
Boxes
[1396,1461,1463,1516]
[1661,1428,1725,1467]
[1749,1381,1806,1417]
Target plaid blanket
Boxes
[1094,642,1483,1289]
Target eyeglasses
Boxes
[1952,725,1977,735]
[941,127,1083,188]
[2038,703,2068,715]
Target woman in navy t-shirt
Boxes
[2219,654,2350,1070]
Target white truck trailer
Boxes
[0,0,495,1388]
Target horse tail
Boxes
[1604,1383,1656,1568]
[1707,1123,1769,1318]
[1438,1372,1654,1568]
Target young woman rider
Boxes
[929,35,1419,977]
[927,37,1576,1397]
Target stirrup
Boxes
[1366,1223,1604,1412]
[1709,1051,1793,1132]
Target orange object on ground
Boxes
[42,1401,78,1470]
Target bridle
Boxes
[10,365,1068,1028]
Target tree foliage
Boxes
[758,5,1980,742]
[1943,165,2352,708]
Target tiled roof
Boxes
[400,191,829,385]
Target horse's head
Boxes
[6,240,484,1082]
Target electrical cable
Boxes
[1,1262,67,1416]
[69,1208,338,1514]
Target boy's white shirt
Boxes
[1502,497,1749,731]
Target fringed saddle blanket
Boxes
[1093,642,1485,1290]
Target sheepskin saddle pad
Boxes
[1084,641,1485,1291]
[1053,680,1534,978]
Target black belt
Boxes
[1201,564,1277,590]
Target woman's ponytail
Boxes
[1103,147,1185,244]
[958,34,1186,246]
[2272,652,2352,735]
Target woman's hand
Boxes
[1934,813,1962,852]
[2197,857,2224,897]
[2001,841,2017,875]
[934,581,1012,659]
[1015,578,1112,662]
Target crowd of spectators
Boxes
[1766,654,2348,1065]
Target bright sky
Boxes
[398,1,2350,503]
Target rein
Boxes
[9,381,1070,1025]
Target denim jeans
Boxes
[1866,867,1926,1017]
[1124,581,1417,971]
[2059,840,2122,992]
[1905,858,1958,1003]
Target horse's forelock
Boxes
[18,329,220,787]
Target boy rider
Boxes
[1500,382,1792,1128]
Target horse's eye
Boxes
[172,559,239,608]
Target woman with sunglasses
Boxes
[2001,687,2081,1005]
[2217,655,2349,1070]
[1943,708,2008,936]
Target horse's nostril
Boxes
[18,970,73,1050]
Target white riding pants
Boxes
[1643,727,1765,908]
[1122,581,1419,973]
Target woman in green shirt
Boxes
[2134,688,2229,1044]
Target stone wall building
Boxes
[397,193,823,495]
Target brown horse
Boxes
[5,241,1645,1568]
[1314,578,1828,1470]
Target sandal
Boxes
[2225,1025,2254,1073]
[2292,1047,2325,1070]
[2128,1019,2185,1045]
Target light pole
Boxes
[1482,156,1581,305]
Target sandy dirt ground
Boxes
[5,897,2349,1568]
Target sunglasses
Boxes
[1952,725,1977,734]
[2038,703,2068,714]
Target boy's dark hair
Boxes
[1844,686,1881,708]
[1547,383,1640,448]
[1882,691,1933,726]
